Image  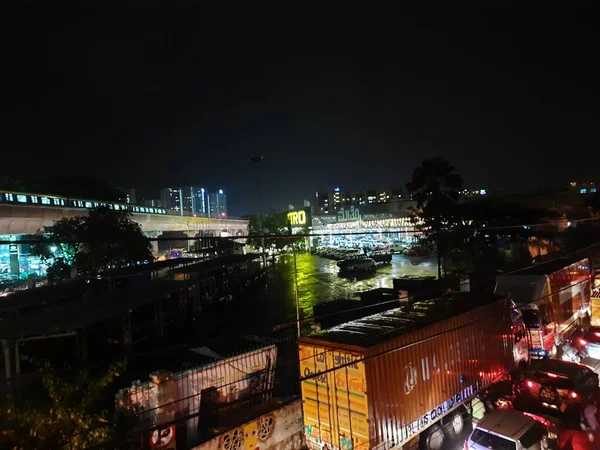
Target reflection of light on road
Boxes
[246,253,437,329]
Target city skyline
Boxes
[6,5,600,216]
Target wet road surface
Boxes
[241,253,436,332]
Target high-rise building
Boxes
[181,186,211,215]
[143,198,162,208]
[118,187,137,204]
[315,191,330,214]
[209,189,227,218]
[160,187,183,214]
[332,187,341,211]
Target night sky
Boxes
[7,3,600,215]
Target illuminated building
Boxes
[209,189,227,218]
[118,187,137,204]
[332,187,341,210]
[569,180,598,194]
[143,198,162,208]
[160,187,183,214]
[315,191,330,214]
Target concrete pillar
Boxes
[145,232,162,257]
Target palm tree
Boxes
[407,157,464,278]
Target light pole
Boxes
[293,243,301,338]
[251,156,267,268]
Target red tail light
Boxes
[580,339,588,345]
[527,380,535,388]
[595,332,600,337]
[570,391,578,399]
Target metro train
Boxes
[0,191,168,215]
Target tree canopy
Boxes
[0,360,126,449]
[246,211,303,251]
[32,207,153,282]
[406,157,464,277]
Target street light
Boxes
[251,156,267,268]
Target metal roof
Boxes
[476,409,536,439]
[512,256,589,276]
[173,254,261,275]
[306,292,503,348]
[0,279,194,340]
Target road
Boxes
[242,252,437,332]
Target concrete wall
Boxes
[191,400,305,450]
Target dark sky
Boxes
[7,3,600,215]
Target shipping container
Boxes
[299,293,517,450]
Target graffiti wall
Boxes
[191,400,304,450]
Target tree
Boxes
[247,211,304,252]
[32,207,153,283]
[441,199,560,276]
[406,157,464,278]
[0,360,126,449]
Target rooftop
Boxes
[304,292,503,348]
[510,256,589,276]
[476,409,536,438]
[173,253,261,275]
[0,279,196,340]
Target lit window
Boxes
[85,202,92,208]
[581,188,587,194]
[115,204,120,210]
[570,181,577,187]
[17,195,27,203]
[53,198,61,205]
[5,193,14,202]
[592,188,597,193]
[480,189,487,195]
[31,196,38,203]
[41,197,50,205]
[94,202,99,207]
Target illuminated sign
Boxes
[288,210,307,226]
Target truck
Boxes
[495,257,592,358]
[298,292,524,450]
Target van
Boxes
[466,409,558,449]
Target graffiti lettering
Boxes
[304,367,328,384]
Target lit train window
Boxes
[149,208,154,213]
[77,201,83,207]
[31,196,38,203]
[115,205,120,210]
[41,197,50,205]
[6,193,14,202]
[60,199,65,205]
[94,202,99,207]
[53,198,61,206]
[85,202,92,208]
[17,195,27,203]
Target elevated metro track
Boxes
[0,204,248,237]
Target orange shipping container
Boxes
[298,293,516,450]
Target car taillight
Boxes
[580,338,588,345]
[570,391,578,399]
[527,380,535,388]
[595,332,600,337]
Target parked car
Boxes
[337,257,376,272]
[513,359,599,413]
[466,408,558,449]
